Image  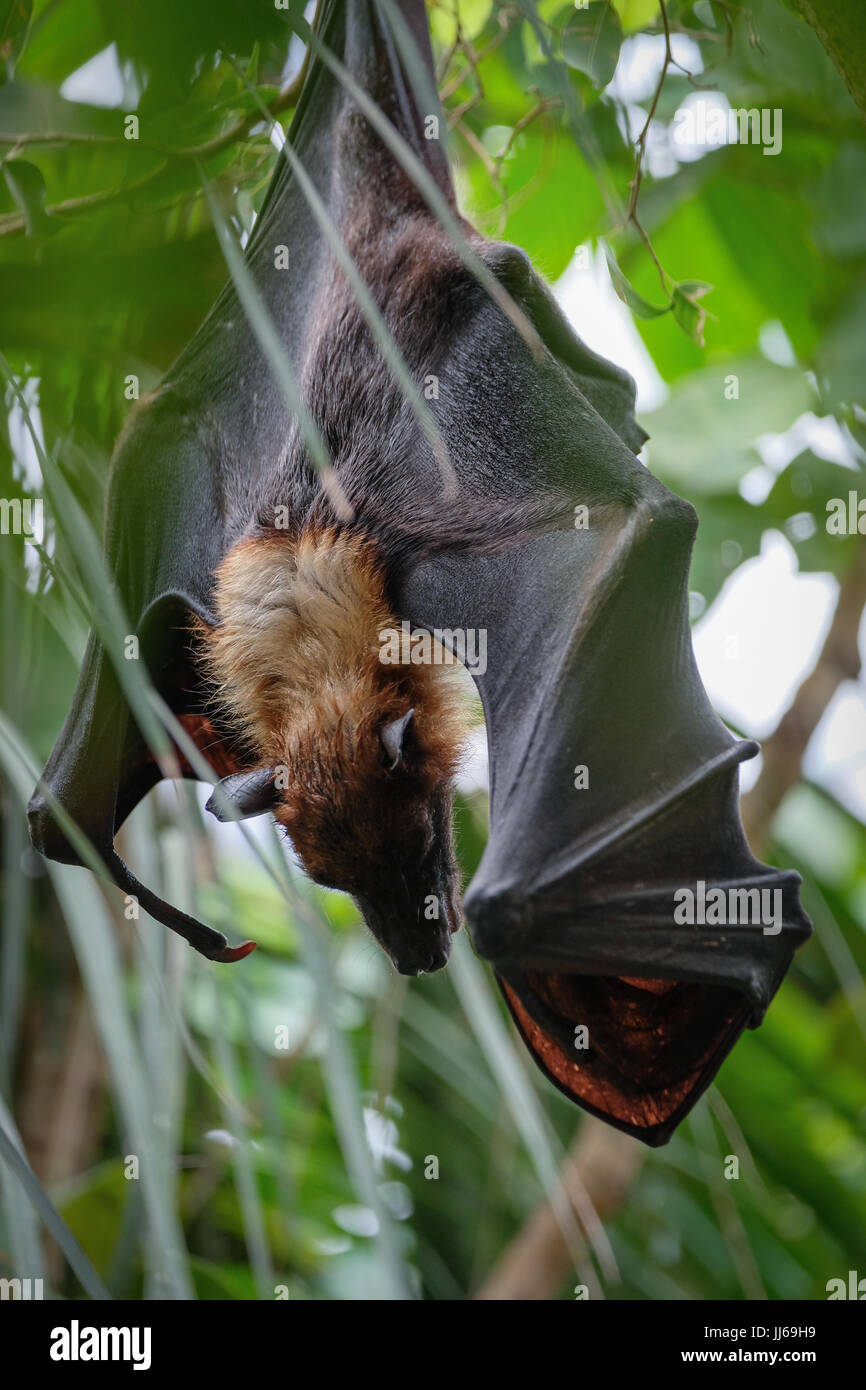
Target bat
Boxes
[27,0,812,1145]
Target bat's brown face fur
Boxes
[200,526,470,974]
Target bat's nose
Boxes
[394,937,451,977]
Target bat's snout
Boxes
[393,937,451,977]
[356,881,462,977]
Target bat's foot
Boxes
[211,940,257,963]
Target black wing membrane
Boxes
[29,0,811,1139]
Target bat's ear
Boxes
[205,767,282,822]
[379,709,414,769]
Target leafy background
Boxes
[0,0,865,1300]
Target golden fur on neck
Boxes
[200,528,469,782]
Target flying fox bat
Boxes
[27,0,811,1144]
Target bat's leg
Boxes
[108,850,256,963]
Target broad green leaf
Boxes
[763,450,863,573]
[559,1,622,88]
[628,172,820,377]
[15,0,104,85]
[642,356,816,494]
[467,126,604,277]
[810,142,866,261]
[602,238,670,318]
[671,281,713,347]
[814,280,866,412]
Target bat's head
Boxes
[283,697,468,975]
[208,701,466,975]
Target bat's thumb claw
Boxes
[212,940,257,964]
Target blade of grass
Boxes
[688,1102,766,1300]
[47,866,196,1300]
[134,819,193,1299]
[0,718,194,1299]
[264,823,415,1301]
[449,933,615,1292]
[0,1094,104,1298]
[210,971,275,1300]
[5,589,413,1301]
[143,694,415,1299]
[0,806,28,1095]
[0,1092,47,1293]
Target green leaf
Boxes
[14,0,105,86]
[701,174,822,361]
[2,157,56,236]
[560,1,622,88]
[642,356,816,494]
[671,280,713,347]
[815,279,866,412]
[467,126,604,278]
[610,0,659,33]
[810,142,866,261]
[602,238,670,318]
[429,0,493,45]
[0,0,31,81]
[763,450,863,574]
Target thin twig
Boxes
[625,0,673,295]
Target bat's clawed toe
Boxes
[210,939,258,964]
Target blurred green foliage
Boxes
[0,0,865,1301]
